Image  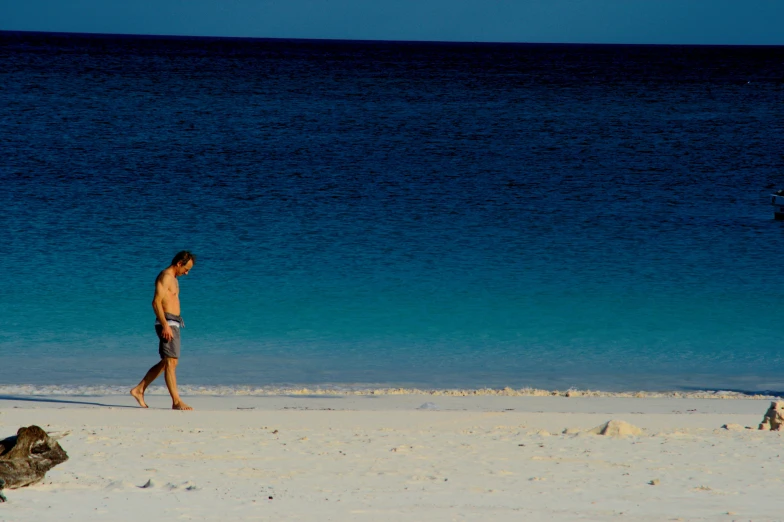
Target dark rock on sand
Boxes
[0,425,69,502]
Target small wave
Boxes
[0,384,776,400]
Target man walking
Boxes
[131,251,196,410]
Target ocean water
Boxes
[2,32,784,393]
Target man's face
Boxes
[176,260,194,277]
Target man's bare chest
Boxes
[167,282,180,299]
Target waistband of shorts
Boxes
[155,313,184,328]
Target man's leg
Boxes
[163,357,193,410]
[130,360,165,408]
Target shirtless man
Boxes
[131,251,196,410]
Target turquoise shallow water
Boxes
[2,33,784,392]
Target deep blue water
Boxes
[2,32,784,392]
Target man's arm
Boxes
[152,274,174,341]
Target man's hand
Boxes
[161,324,174,342]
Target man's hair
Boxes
[171,251,196,267]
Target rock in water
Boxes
[758,401,784,431]
[588,420,643,438]
[0,426,69,502]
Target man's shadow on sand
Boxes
[0,395,135,408]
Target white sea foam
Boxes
[0,384,777,400]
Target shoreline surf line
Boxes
[0,385,782,400]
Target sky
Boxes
[1,0,783,45]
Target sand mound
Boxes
[588,420,643,438]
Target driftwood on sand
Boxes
[758,401,784,431]
[0,425,69,502]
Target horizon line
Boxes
[2,29,782,49]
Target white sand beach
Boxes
[1,392,782,521]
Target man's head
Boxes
[171,251,196,277]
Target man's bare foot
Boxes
[172,401,193,411]
[130,387,148,408]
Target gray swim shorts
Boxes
[155,313,183,359]
[156,325,181,359]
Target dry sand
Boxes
[1,392,781,521]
